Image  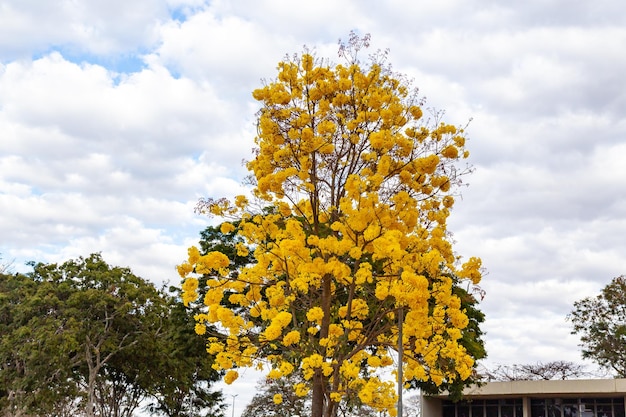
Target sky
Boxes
[1,0,626,415]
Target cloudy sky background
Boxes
[1,0,626,414]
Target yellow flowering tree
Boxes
[179,33,484,417]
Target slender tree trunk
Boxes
[85,341,98,417]
[311,273,334,417]
[311,370,325,417]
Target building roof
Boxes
[429,379,626,399]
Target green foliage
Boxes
[0,253,225,417]
[198,220,255,268]
[146,287,227,417]
[569,275,626,377]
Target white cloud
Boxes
[0,0,170,58]
[0,47,252,286]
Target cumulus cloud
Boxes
[0,0,171,59]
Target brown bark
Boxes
[310,273,334,417]
[310,370,325,417]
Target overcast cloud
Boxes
[1,0,625,415]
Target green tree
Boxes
[569,275,626,377]
[241,374,310,417]
[179,33,484,417]
[0,254,226,417]
[145,288,227,417]
[0,269,82,416]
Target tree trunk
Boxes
[85,341,98,417]
[311,273,334,417]
[311,370,325,417]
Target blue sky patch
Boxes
[33,45,147,75]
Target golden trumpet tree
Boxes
[179,34,483,417]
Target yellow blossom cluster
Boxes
[179,48,483,416]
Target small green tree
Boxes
[569,275,626,377]
[241,374,310,417]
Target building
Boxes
[422,379,626,417]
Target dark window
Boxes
[563,399,578,417]
[547,399,562,417]
[485,403,498,417]
[458,404,470,417]
[532,397,626,417]
[443,403,456,417]
[501,405,514,417]
[443,399,524,417]
[614,398,625,417]
[472,403,485,417]
[532,399,547,417]
[597,404,613,417]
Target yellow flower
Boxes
[278,202,292,217]
[280,361,294,375]
[273,394,283,404]
[442,195,454,208]
[188,246,200,264]
[194,323,206,335]
[441,145,459,159]
[330,392,343,402]
[282,330,301,346]
[224,370,239,385]
[367,355,382,367]
[236,242,249,257]
[263,325,282,341]
[181,278,199,306]
[220,222,235,234]
[176,262,193,278]
[268,369,282,379]
[234,195,248,208]
[294,382,309,397]
[207,343,223,354]
[306,307,324,324]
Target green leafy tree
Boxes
[145,289,227,417]
[569,275,626,377]
[40,254,170,417]
[0,269,82,416]
[0,254,226,417]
